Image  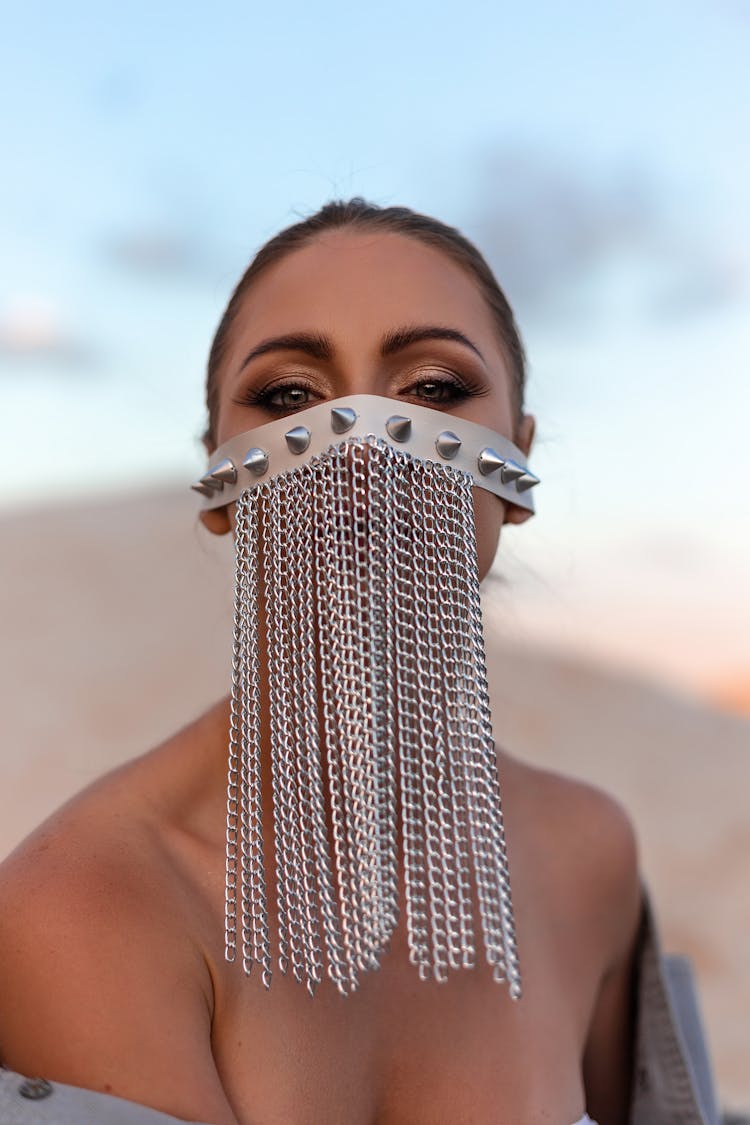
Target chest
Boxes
[209,939,590,1125]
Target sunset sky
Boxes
[1,0,748,700]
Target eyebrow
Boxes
[239,332,332,370]
[380,324,485,362]
[238,324,485,372]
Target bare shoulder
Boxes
[0,700,236,1123]
[0,695,224,906]
[499,749,640,872]
[498,750,642,973]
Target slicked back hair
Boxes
[203,198,527,450]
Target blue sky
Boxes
[1,0,748,687]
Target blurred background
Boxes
[1,0,748,1110]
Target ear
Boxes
[504,412,537,527]
[198,431,233,536]
[199,506,233,535]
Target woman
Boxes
[0,200,715,1124]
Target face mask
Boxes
[193,395,539,999]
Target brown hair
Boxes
[203,197,527,450]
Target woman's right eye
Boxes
[263,385,314,410]
[234,381,318,413]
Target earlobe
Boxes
[199,507,233,536]
[503,503,534,526]
[198,433,233,535]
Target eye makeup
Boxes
[233,368,487,416]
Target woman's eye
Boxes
[407,378,468,404]
[235,381,317,413]
[237,374,471,414]
[266,385,312,409]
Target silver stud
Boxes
[191,481,215,498]
[199,471,224,491]
[19,1078,53,1100]
[244,447,269,474]
[516,470,540,492]
[330,406,357,433]
[208,457,237,485]
[435,430,462,459]
[385,415,412,442]
[477,447,505,476]
[500,459,526,485]
[285,425,311,454]
[243,447,269,475]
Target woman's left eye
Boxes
[405,377,469,404]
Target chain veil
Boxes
[225,434,521,1000]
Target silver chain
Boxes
[391,450,431,977]
[226,437,521,999]
[285,468,325,994]
[314,453,359,993]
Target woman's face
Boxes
[204,229,536,582]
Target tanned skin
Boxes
[0,231,642,1125]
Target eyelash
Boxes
[236,374,473,413]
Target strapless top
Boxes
[0,1066,597,1124]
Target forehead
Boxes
[224,229,506,364]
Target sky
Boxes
[1,0,748,696]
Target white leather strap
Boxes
[192,394,539,513]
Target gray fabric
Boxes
[663,954,722,1125]
[0,1067,212,1125]
[630,889,721,1125]
[0,890,728,1124]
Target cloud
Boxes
[468,144,743,323]
[100,220,245,287]
[102,229,205,278]
[473,149,653,297]
[0,298,95,368]
[90,67,143,116]
[97,154,257,287]
[643,253,744,322]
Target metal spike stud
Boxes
[199,472,224,491]
[385,415,412,443]
[435,431,462,460]
[331,406,357,434]
[209,458,238,485]
[500,459,526,485]
[477,447,506,476]
[516,470,541,492]
[243,447,270,476]
[191,480,215,498]
[285,426,312,454]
